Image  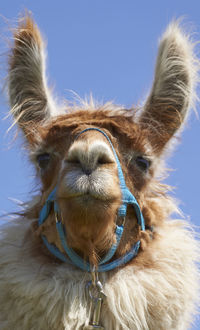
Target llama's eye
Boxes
[37,153,50,169]
[135,156,150,172]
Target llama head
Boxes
[8,15,199,266]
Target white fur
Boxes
[61,139,117,200]
[67,140,115,167]
[62,168,117,199]
[143,21,200,131]
[2,18,200,330]
[0,216,199,330]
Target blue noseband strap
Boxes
[38,128,145,272]
[77,128,145,231]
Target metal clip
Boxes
[83,270,106,330]
[55,211,59,223]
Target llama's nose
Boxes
[66,140,115,174]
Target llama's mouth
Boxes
[57,170,121,203]
[58,191,116,203]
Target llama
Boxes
[0,15,199,330]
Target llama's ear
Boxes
[140,22,199,153]
[8,15,56,133]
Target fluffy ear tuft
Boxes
[140,21,200,153]
[8,14,56,132]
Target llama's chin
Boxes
[58,194,120,233]
[58,193,120,218]
[57,194,118,260]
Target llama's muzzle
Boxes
[38,128,145,272]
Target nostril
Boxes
[67,158,80,165]
[97,153,114,165]
[97,155,110,164]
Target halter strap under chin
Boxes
[38,127,145,272]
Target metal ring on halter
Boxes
[87,266,104,299]
[121,217,126,226]
[87,280,105,300]
[55,211,59,223]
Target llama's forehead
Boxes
[37,109,150,155]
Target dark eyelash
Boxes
[37,153,51,169]
[135,156,151,172]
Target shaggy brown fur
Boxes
[0,14,199,330]
[7,13,198,279]
[26,111,159,265]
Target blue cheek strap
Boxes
[38,128,145,272]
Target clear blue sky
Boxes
[0,1,199,329]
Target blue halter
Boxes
[38,128,145,272]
